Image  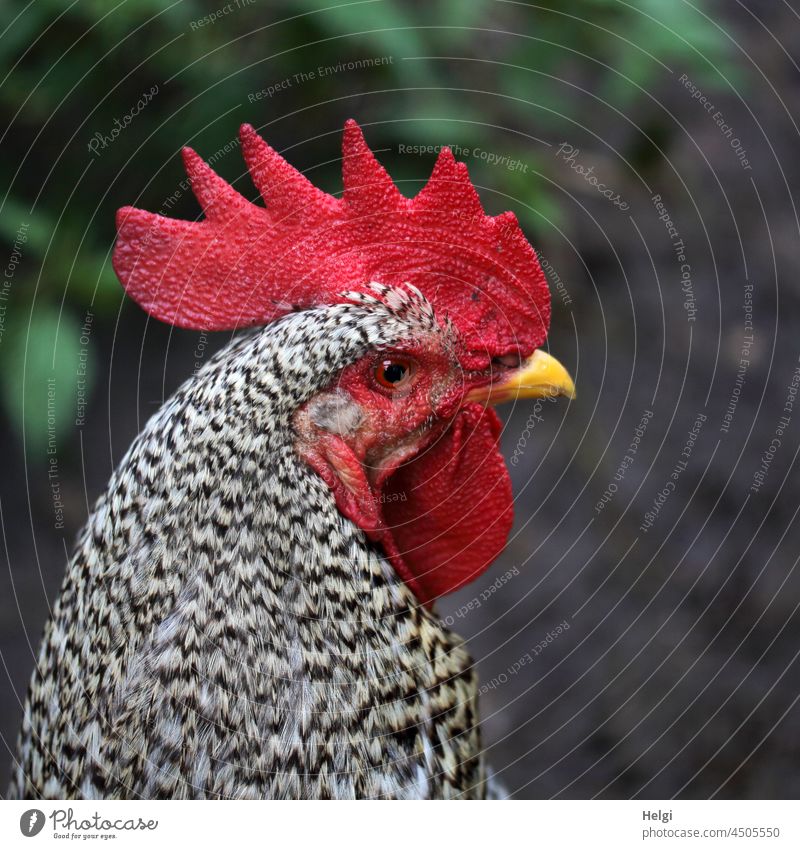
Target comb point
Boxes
[239,123,330,218]
[181,146,250,221]
[342,119,404,210]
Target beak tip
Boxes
[521,349,576,402]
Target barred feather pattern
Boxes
[9,286,487,800]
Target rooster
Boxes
[10,120,574,800]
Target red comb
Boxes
[113,120,550,366]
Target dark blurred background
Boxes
[2,0,799,798]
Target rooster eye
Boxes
[375,358,413,390]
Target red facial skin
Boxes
[335,347,467,483]
[295,338,515,605]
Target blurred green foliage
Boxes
[0,0,737,452]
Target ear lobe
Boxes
[307,391,364,436]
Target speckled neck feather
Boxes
[11,291,486,799]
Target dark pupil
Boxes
[383,362,407,383]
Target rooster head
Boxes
[112,120,575,606]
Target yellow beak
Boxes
[466,349,576,406]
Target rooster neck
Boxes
[13,300,488,799]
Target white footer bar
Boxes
[2,799,796,848]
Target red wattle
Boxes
[381,404,514,605]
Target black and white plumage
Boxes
[10,287,487,800]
